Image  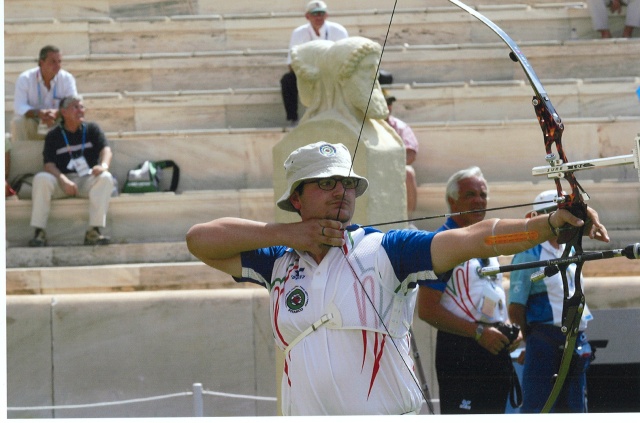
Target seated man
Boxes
[281,1,348,126]
[29,95,114,247]
[12,45,77,142]
[587,0,640,38]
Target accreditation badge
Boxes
[68,156,91,175]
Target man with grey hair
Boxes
[417,166,522,414]
[28,95,114,247]
[12,45,77,141]
[187,144,608,416]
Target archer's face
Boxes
[448,176,488,227]
[290,179,356,224]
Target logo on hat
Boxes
[306,1,327,14]
[319,143,337,157]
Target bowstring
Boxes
[331,0,436,414]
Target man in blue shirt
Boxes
[508,190,594,413]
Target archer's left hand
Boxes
[550,206,609,243]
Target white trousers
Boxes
[587,0,640,30]
[30,171,114,229]
[10,116,47,142]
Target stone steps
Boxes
[5,2,637,417]
[7,180,640,249]
[4,3,622,57]
[6,239,640,295]
[6,77,639,133]
[8,116,639,193]
[1,1,597,20]
[6,39,640,94]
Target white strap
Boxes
[284,313,333,356]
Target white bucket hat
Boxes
[276,142,369,212]
[528,189,559,217]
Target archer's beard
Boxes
[327,204,353,224]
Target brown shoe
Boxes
[84,227,110,246]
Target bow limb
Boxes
[448,0,589,412]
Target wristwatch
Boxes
[475,324,485,342]
[101,162,109,170]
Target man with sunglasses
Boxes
[280,1,348,126]
[186,142,608,415]
[417,166,522,414]
[508,190,594,413]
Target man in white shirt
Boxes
[12,45,78,142]
[280,1,348,126]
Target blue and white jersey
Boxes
[435,217,506,324]
[235,226,446,415]
[509,241,592,330]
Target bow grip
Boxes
[556,201,588,245]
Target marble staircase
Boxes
[6,38,640,95]
[5,2,640,418]
[5,77,640,132]
[5,1,640,282]
[5,3,626,58]
[6,178,640,295]
[1,1,609,20]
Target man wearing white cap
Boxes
[187,142,608,415]
[508,190,594,413]
[280,1,348,126]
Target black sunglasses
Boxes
[303,177,359,191]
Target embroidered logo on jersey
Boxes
[319,144,337,157]
[286,286,308,313]
[290,267,306,280]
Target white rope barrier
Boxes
[202,390,277,402]
[7,383,277,416]
[7,391,193,411]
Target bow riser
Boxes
[447,0,588,413]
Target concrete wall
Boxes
[6,289,277,418]
[7,277,640,417]
[4,287,439,417]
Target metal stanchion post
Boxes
[192,383,203,417]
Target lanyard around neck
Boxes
[60,123,86,158]
[37,70,57,107]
